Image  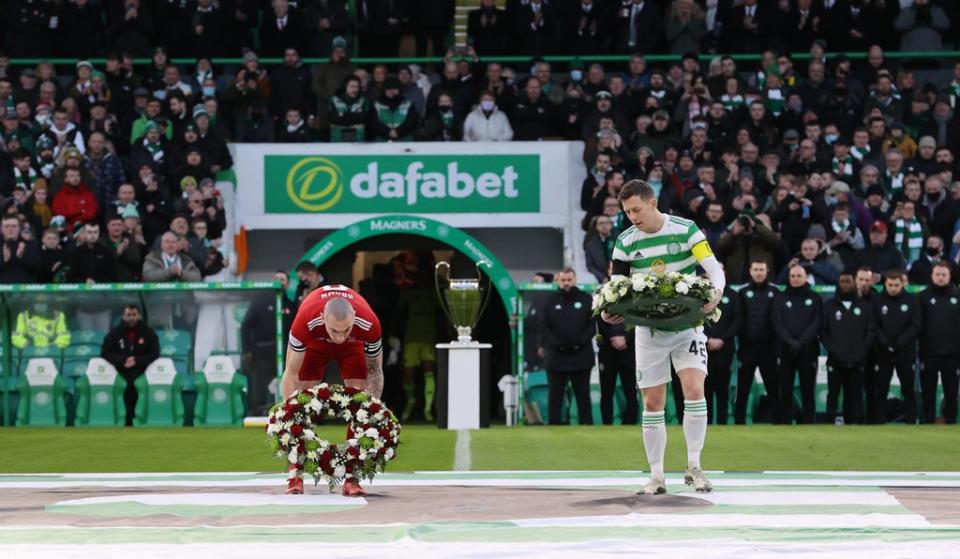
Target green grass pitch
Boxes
[1,425,958,473]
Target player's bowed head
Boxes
[323,297,356,344]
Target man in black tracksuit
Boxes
[822,272,875,424]
[538,269,596,425]
[100,304,160,426]
[704,283,741,424]
[597,319,638,425]
[855,266,880,423]
[735,260,780,424]
[772,265,823,424]
[917,262,960,424]
[872,270,921,424]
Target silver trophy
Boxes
[435,261,492,343]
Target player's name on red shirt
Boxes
[289,285,383,356]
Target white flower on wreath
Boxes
[385,448,395,460]
[591,293,602,310]
[631,275,646,292]
[675,281,690,295]
[302,429,316,441]
[280,433,291,445]
[602,283,618,302]
[307,399,324,413]
[364,427,378,438]
[287,449,299,464]
[334,466,346,478]
[356,410,369,423]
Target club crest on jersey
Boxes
[805,299,813,306]
[667,241,682,255]
[651,259,667,273]
[901,303,909,312]
[881,305,888,315]
[786,301,793,308]
[853,307,862,316]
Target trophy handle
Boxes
[473,261,494,331]
[434,261,457,329]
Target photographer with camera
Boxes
[716,212,783,284]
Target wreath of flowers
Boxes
[266,383,401,490]
[592,272,722,330]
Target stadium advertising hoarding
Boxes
[232,142,584,229]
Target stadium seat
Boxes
[523,370,550,424]
[16,345,61,375]
[158,329,194,391]
[62,345,99,381]
[15,358,66,426]
[70,330,106,348]
[74,358,126,427]
[134,358,185,427]
[193,355,247,427]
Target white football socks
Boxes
[683,399,708,469]
[642,410,666,480]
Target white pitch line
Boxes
[454,430,472,471]
[513,512,934,529]
[52,493,367,507]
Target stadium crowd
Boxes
[1,1,960,425]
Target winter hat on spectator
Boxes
[121,205,140,221]
[332,36,348,51]
[637,146,655,159]
[870,221,888,234]
[76,60,93,71]
[783,129,800,141]
[36,134,54,151]
[827,181,851,195]
[50,215,66,229]
[180,176,198,192]
[193,104,209,118]
[62,147,82,161]
[134,87,150,98]
[918,136,937,149]
[653,109,670,121]
[199,177,215,189]
[242,49,259,65]
[808,224,827,241]
[866,184,885,199]
[144,121,159,132]
[21,68,36,79]
[596,91,612,100]
[739,167,754,182]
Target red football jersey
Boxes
[288,285,383,357]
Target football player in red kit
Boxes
[281,285,384,497]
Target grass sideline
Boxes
[0,425,958,473]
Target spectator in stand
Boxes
[909,234,960,285]
[66,221,116,285]
[102,214,144,282]
[463,91,513,142]
[468,0,506,56]
[512,77,556,141]
[0,215,40,283]
[53,168,99,234]
[416,93,462,141]
[583,215,613,283]
[716,213,783,284]
[356,0,403,57]
[270,48,313,118]
[894,0,951,53]
[142,230,202,282]
[328,75,370,143]
[260,0,303,57]
[38,227,66,283]
[372,78,418,142]
[850,221,904,278]
[665,0,707,55]
[777,238,840,285]
[312,37,357,139]
[101,304,160,426]
[85,131,126,219]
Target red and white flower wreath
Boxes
[266,383,402,490]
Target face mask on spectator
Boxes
[927,191,942,203]
[824,133,838,145]
[439,104,453,114]
[926,246,941,257]
[570,70,583,82]
[480,100,495,112]
[202,86,216,97]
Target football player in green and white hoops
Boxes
[602,180,726,494]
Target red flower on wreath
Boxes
[317,387,332,399]
[291,424,304,436]
[345,386,362,396]
[368,403,382,414]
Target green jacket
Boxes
[12,310,70,349]
[130,113,174,145]
[372,98,417,142]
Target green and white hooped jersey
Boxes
[611,215,709,275]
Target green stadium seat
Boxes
[62,345,99,379]
[70,330,106,347]
[523,369,551,423]
[158,329,194,391]
[16,346,61,374]
[134,358,185,427]
[74,358,126,427]
[15,358,66,426]
[193,355,247,427]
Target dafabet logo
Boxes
[265,154,540,213]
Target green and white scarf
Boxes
[721,94,745,112]
[143,138,164,162]
[13,166,37,191]
[886,169,904,194]
[832,156,854,177]
[894,218,923,265]
[764,88,783,117]
[851,144,871,162]
[950,80,960,109]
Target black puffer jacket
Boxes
[772,284,822,354]
[737,281,778,345]
[538,287,595,372]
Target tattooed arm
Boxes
[365,351,384,399]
